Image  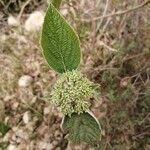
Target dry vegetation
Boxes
[0,0,150,149]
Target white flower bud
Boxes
[51,70,96,116]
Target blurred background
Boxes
[0,0,150,149]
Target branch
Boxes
[80,0,150,22]
[99,41,118,52]
[17,0,32,21]
[0,0,4,6]
[96,0,110,31]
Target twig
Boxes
[79,0,150,22]
[0,0,4,6]
[99,41,118,52]
[102,14,112,32]
[96,0,110,32]
[24,103,43,117]
[96,0,102,7]
[17,0,32,22]
[133,131,150,139]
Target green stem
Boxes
[51,0,62,9]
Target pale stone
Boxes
[52,140,58,146]
[38,141,53,150]
[0,34,7,41]
[18,75,33,87]
[30,96,37,104]
[12,102,19,110]
[23,111,31,124]
[8,144,17,150]
[61,8,68,16]
[24,11,44,32]
[17,144,29,150]
[44,106,51,115]
[15,129,29,141]
[8,16,19,26]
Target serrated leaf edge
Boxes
[40,3,82,73]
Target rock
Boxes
[30,96,37,104]
[17,143,30,150]
[24,11,44,32]
[12,129,29,143]
[12,102,19,110]
[18,75,33,87]
[38,141,53,150]
[7,144,17,150]
[60,7,68,16]
[52,140,58,147]
[44,106,51,115]
[0,34,7,42]
[23,111,31,124]
[7,16,19,26]
[120,77,130,88]
[26,122,35,131]
[4,95,15,102]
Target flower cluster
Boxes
[51,70,96,116]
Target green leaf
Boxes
[41,4,81,73]
[0,122,10,136]
[62,112,101,144]
[51,0,62,9]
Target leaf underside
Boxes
[41,4,81,73]
[63,112,101,144]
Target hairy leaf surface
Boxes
[41,4,81,73]
[62,112,101,144]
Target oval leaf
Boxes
[62,112,101,144]
[41,4,81,73]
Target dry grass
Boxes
[0,0,150,149]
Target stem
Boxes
[51,0,62,9]
[17,0,32,21]
[80,0,150,22]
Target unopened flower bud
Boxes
[51,70,96,116]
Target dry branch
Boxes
[79,0,150,22]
